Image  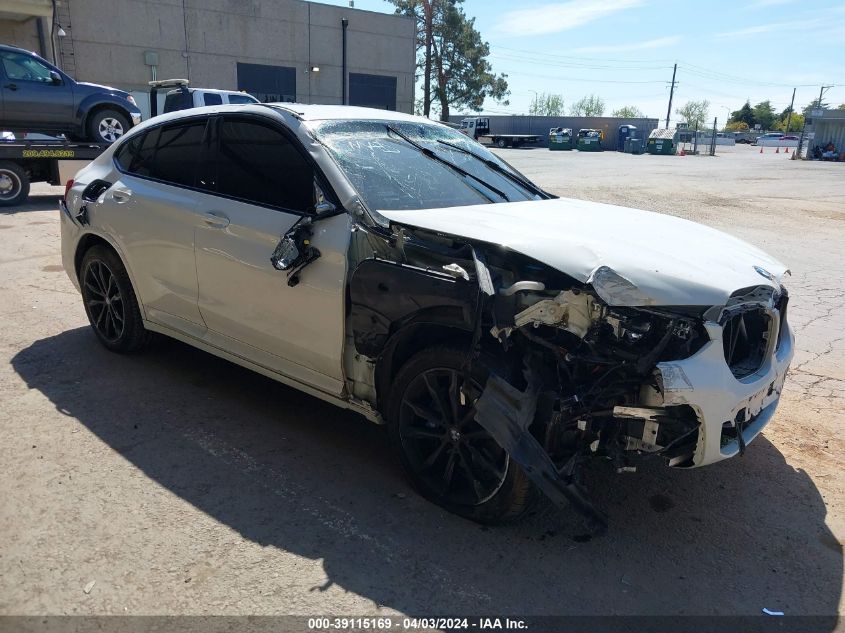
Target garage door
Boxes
[237,62,296,103]
[349,73,396,110]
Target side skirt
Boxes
[142,320,382,424]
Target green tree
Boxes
[388,0,509,121]
[529,93,564,116]
[803,98,829,116]
[570,94,605,116]
[752,100,776,130]
[611,105,645,118]
[725,120,750,132]
[772,112,804,132]
[675,99,710,130]
[730,101,756,127]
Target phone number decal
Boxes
[21,149,76,158]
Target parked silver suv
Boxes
[60,104,793,531]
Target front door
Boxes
[0,50,74,130]
[194,116,348,395]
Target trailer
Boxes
[0,139,109,207]
[459,117,541,148]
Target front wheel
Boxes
[80,245,150,352]
[496,138,507,148]
[387,346,537,524]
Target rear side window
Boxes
[212,119,314,211]
[163,91,192,113]
[228,94,257,105]
[149,121,207,187]
[203,93,223,106]
[114,129,159,177]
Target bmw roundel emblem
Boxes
[754,265,776,281]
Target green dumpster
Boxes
[577,128,603,151]
[548,127,573,151]
[646,128,677,155]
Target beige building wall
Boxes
[2,0,416,113]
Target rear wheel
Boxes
[0,161,29,207]
[80,246,150,352]
[387,345,537,524]
[496,138,507,148]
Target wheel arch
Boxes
[73,232,146,319]
[375,320,474,410]
[80,102,132,137]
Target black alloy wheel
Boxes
[83,259,125,344]
[388,346,537,523]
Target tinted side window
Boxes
[149,121,206,187]
[163,91,192,113]
[1,51,53,83]
[228,94,257,105]
[115,128,160,177]
[203,93,223,106]
[214,119,313,211]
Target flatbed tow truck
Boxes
[0,138,108,207]
[459,117,541,148]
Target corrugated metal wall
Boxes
[810,119,845,158]
[449,115,660,150]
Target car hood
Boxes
[378,198,788,307]
[77,81,130,97]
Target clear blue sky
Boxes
[319,0,844,123]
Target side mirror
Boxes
[270,236,301,271]
[49,70,62,85]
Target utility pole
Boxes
[814,85,833,111]
[665,63,677,129]
[785,87,796,134]
[422,0,433,117]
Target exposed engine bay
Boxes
[343,219,778,533]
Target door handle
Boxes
[4,83,17,91]
[111,188,132,203]
[203,211,230,228]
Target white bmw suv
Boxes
[60,104,794,532]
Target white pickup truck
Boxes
[149,79,259,117]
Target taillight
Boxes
[63,179,73,202]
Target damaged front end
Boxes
[345,219,763,533]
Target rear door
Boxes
[194,115,348,395]
[0,50,74,129]
[107,118,212,337]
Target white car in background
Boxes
[755,132,799,147]
[58,104,794,532]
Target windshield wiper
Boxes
[436,139,549,199]
[385,125,509,202]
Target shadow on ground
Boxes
[0,194,62,215]
[11,328,843,619]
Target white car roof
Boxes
[130,103,443,137]
[266,103,427,123]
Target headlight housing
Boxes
[588,266,655,307]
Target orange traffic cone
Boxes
[760,147,763,153]
[680,147,686,156]
[785,147,790,154]
[775,147,780,153]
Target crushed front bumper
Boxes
[654,318,794,467]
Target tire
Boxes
[79,245,150,353]
[386,345,538,524]
[0,161,30,207]
[496,138,507,148]
[87,109,130,144]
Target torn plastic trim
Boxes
[472,360,608,533]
